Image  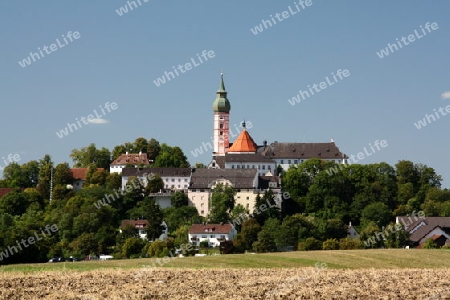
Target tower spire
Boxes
[212,72,231,156]
[219,72,226,92]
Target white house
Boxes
[119,219,168,241]
[110,152,151,174]
[188,223,237,247]
[121,167,191,191]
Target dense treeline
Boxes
[0,138,194,264]
[237,158,450,252]
[0,137,448,264]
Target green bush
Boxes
[122,237,145,258]
[322,238,340,250]
[199,239,210,248]
[339,238,361,250]
[298,238,322,251]
[422,238,438,249]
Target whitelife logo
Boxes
[0,224,58,261]
[250,0,313,35]
[376,22,439,59]
[55,102,118,139]
[18,31,81,68]
[153,50,215,87]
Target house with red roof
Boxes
[110,152,151,174]
[0,188,14,198]
[396,216,450,247]
[70,168,104,191]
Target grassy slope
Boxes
[2,249,449,273]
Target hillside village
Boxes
[1,75,450,264]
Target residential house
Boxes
[110,152,151,174]
[121,167,191,191]
[347,222,360,239]
[70,168,104,191]
[188,223,237,247]
[396,216,450,247]
[0,188,14,198]
[119,219,168,241]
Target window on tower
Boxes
[220,131,223,135]
[220,124,223,129]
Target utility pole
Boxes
[49,166,53,202]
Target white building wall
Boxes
[188,191,210,217]
[188,228,237,247]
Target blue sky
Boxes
[1,1,449,186]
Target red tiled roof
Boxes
[120,220,149,229]
[0,188,13,198]
[71,168,104,180]
[228,130,257,153]
[111,153,150,166]
[188,224,234,234]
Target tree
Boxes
[361,203,392,229]
[194,163,206,168]
[53,163,73,186]
[131,197,164,241]
[122,237,145,258]
[2,163,25,188]
[385,222,410,248]
[252,230,277,253]
[21,160,40,188]
[134,137,148,154]
[207,183,236,223]
[70,143,111,169]
[152,144,189,168]
[89,169,108,186]
[316,218,348,241]
[105,172,122,190]
[147,138,161,161]
[145,173,164,194]
[229,204,249,232]
[0,189,30,216]
[170,191,189,208]
[162,206,199,233]
[239,218,261,251]
[360,221,384,249]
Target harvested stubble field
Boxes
[1,250,450,300]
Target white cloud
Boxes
[89,118,110,124]
[441,91,450,99]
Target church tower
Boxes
[212,73,231,156]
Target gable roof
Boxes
[71,168,104,180]
[0,188,14,198]
[228,130,257,153]
[122,167,191,177]
[258,176,280,189]
[260,142,347,159]
[120,219,149,229]
[188,223,234,234]
[111,153,150,166]
[397,217,450,243]
[190,168,258,189]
